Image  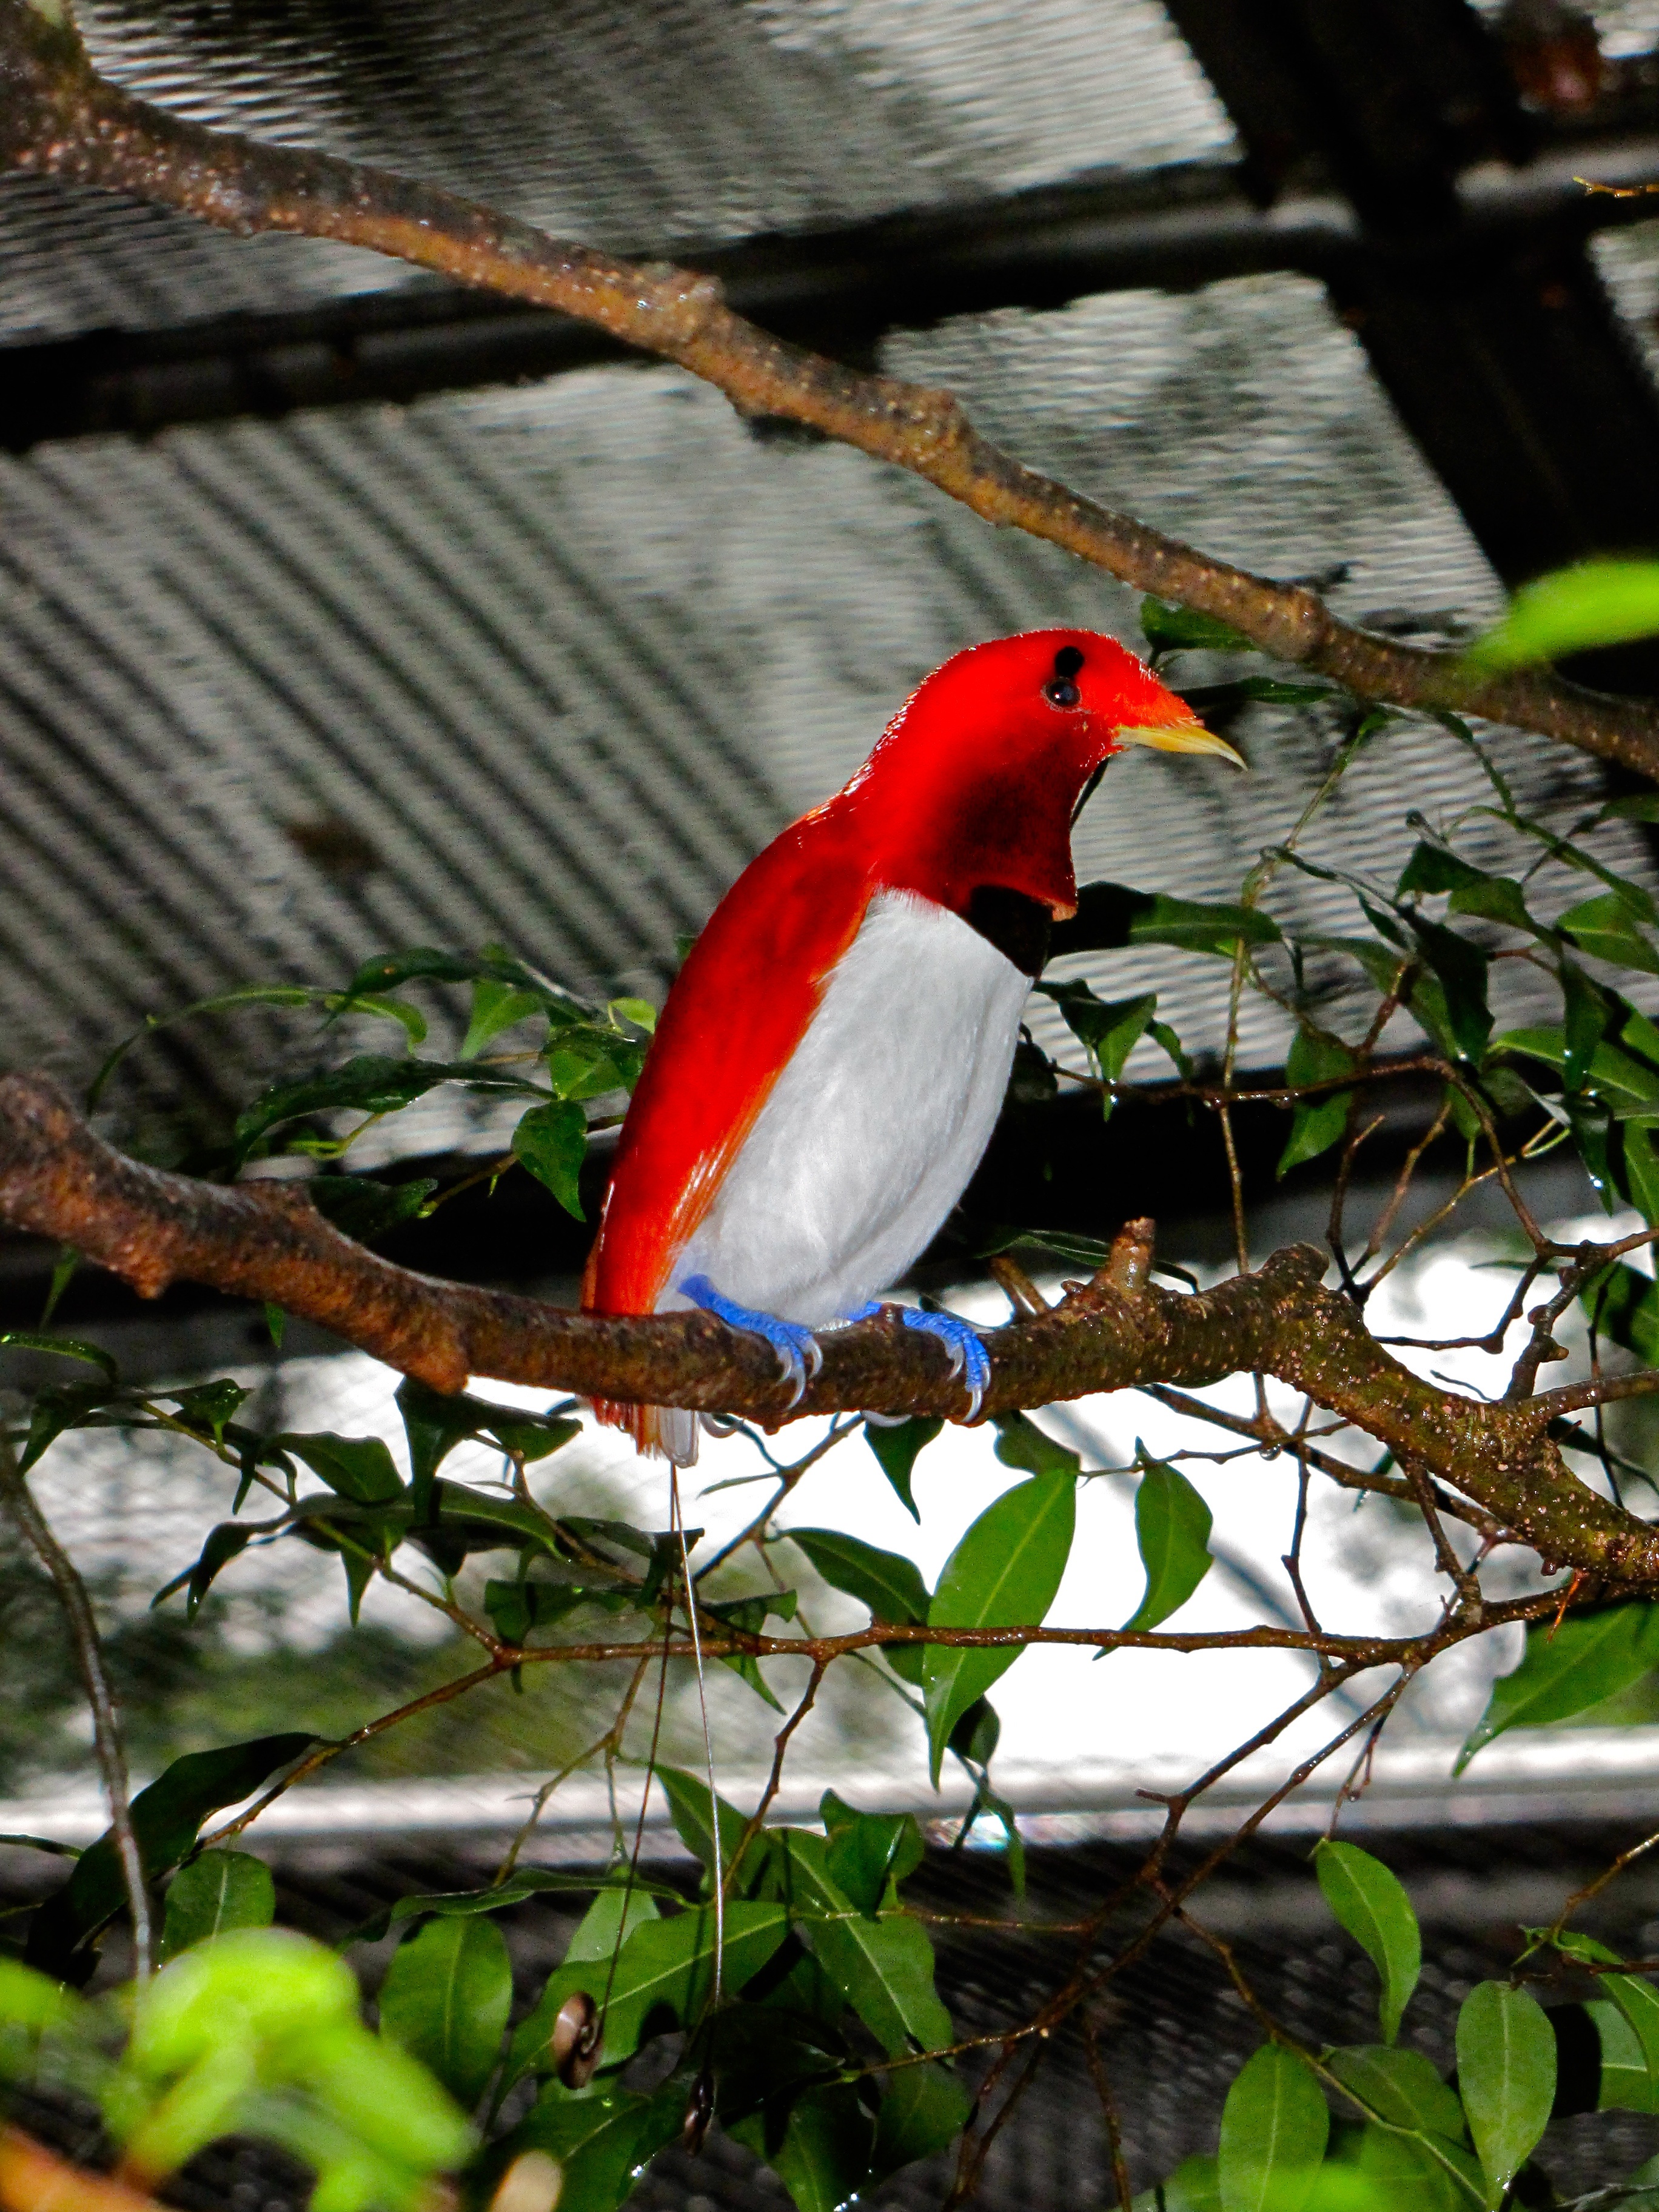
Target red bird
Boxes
[583,628,1242,1460]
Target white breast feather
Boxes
[663,888,1031,1327]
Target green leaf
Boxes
[1141,597,1259,654]
[1595,1262,1659,1365]
[654,1768,752,1889]
[1406,916,1490,1061]
[993,1411,1082,1479]
[341,1872,659,1949]
[1278,1028,1358,1177]
[280,1431,405,1506]
[923,1469,1076,1785]
[1048,881,1281,960]
[1134,2156,1222,2212]
[307,1175,437,1243]
[1600,1973,1659,2112]
[1325,2045,1464,2140]
[787,1528,928,1626]
[511,1099,588,1220]
[871,2059,973,2180]
[1455,1604,1659,1771]
[1217,2043,1329,2212]
[563,1881,662,1968]
[1455,1981,1555,2208]
[820,1792,924,1915]
[158,1851,275,1962]
[395,1379,577,1515]
[1314,1843,1421,2043]
[1121,1452,1213,1635]
[378,1913,512,2108]
[1561,961,1612,1094]
[483,1572,630,1643]
[1465,558,1659,671]
[1396,843,1540,936]
[729,2081,874,2212]
[1558,891,1659,976]
[769,1829,953,2056]
[233,1054,540,1162]
[1349,2123,1486,2211]
[1590,1992,1659,2112]
[27,1735,315,1977]
[506,1902,789,2084]
[863,1417,940,1521]
[0,1330,119,1380]
[498,2076,683,2212]
[460,979,546,1059]
[1031,981,1156,1096]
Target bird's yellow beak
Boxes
[1113,715,1247,768]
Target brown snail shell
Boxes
[681,2067,715,2154]
[551,1990,603,2089]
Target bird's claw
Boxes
[899,1307,992,1422]
[677,1275,823,1407]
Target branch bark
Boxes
[2,0,1658,777]
[4,1073,1657,1583]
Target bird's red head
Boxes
[840,628,1241,921]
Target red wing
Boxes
[583,811,873,1325]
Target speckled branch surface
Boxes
[2,0,1659,777]
[4,1073,1656,1583]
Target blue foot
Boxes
[900,1308,993,1422]
[677,1275,823,1407]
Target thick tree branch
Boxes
[2,1,1657,777]
[4,1074,1658,1581]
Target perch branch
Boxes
[4,1073,1658,1582]
[1,0,1658,777]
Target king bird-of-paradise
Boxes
[582,628,1244,1461]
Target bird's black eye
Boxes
[1044,644,1084,708]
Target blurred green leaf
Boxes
[1396,843,1540,936]
[1455,1982,1554,2207]
[1141,598,1259,654]
[863,1416,942,1521]
[378,1913,511,2108]
[655,1768,751,1889]
[1278,1028,1358,1178]
[158,1851,274,1962]
[1592,1262,1659,1365]
[1587,1997,1654,2113]
[731,2080,874,2212]
[1121,1452,1213,1637]
[1314,1843,1421,2043]
[0,1330,118,1380]
[1465,559,1659,671]
[495,2076,683,2212]
[1217,2043,1329,2212]
[234,1055,541,1162]
[1133,2155,1222,2211]
[1456,1604,1659,1771]
[924,1469,1076,1784]
[511,1099,588,1219]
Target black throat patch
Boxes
[964,884,1051,977]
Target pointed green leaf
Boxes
[28,1735,315,1977]
[1559,891,1659,976]
[771,1829,953,2056]
[1031,982,1156,1090]
[1455,1981,1554,2207]
[863,1416,940,1521]
[788,1528,928,1625]
[158,1851,274,1962]
[1406,917,1490,1061]
[511,1100,588,1219]
[1314,1844,1421,2043]
[870,2060,972,2180]
[1325,2046,1464,2141]
[654,1768,751,1888]
[1278,1028,1358,1178]
[730,2081,874,2212]
[993,1411,1082,1479]
[280,1431,404,1506]
[1121,1453,1213,1635]
[1217,2043,1329,2212]
[923,1470,1076,1784]
[820,1792,923,1915]
[460,980,546,1059]
[1456,1604,1659,1771]
[378,1913,512,2108]
[1141,598,1259,654]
